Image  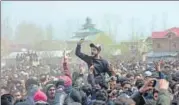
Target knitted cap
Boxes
[33,90,47,102]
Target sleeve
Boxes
[130,91,146,105]
[87,74,96,88]
[156,89,171,105]
[105,61,112,76]
[63,57,71,79]
[75,44,90,64]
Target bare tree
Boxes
[102,14,121,42]
[1,17,13,39]
[15,22,45,45]
[65,19,80,38]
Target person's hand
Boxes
[109,89,117,96]
[63,50,68,61]
[63,50,66,57]
[79,66,85,74]
[109,64,116,76]
[139,79,154,94]
[77,38,85,45]
[154,61,161,72]
[89,65,94,74]
[159,79,169,90]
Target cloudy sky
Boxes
[2,1,179,41]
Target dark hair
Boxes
[55,79,65,88]
[121,81,131,87]
[96,89,108,102]
[40,74,47,82]
[126,73,134,78]
[114,97,135,105]
[25,78,39,90]
[92,100,106,105]
[135,79,144,89]
[81,84,92,96]
[1,94,14,104]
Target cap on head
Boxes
[90,43,101,51]
[33,90,47,102]
[144,71,152,77]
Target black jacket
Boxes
[75,44,111,77]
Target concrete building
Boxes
[152,27,179,52]
[146,27,179,61]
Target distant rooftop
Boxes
[152,27,179,39]
[73,17,102,38]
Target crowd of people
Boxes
[16,51,38,67]
[1,39,179,105]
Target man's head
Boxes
[13,90,22,101]
[46,84,56,99]
[144,71,152,80]
[122,81,132,91]
[25,77,39,90]
[40,74,49,85]
[135,79,144,89]
[109,76,117,90]
[126,73,134,81]
[96,89,108,102]
[33,90,47,103]
[25,78,39,96]
[90,43,101,57]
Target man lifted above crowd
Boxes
[75,39,112,78]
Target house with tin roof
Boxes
[146,27,179,60]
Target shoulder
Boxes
[15,101,30,105]
[101,59,109,65]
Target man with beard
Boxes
[75,39,112,78]
[45,84,56,105]
[16,77,39,105]
[13,90,25,105]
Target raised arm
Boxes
[63,51,71,79]
[75,39,90,63]
[157,79,171,105]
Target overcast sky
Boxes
[2,1,179,41]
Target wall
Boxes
[152,37,179,52]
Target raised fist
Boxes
[77,38,85,45]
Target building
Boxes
[67,17,114,55]
[152,27,179,52]
[146,27,179,61]
[72,17,102,39]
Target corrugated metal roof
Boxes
[146,51,178,57]
[152,27,179,38]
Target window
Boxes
[157,43,161,48]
